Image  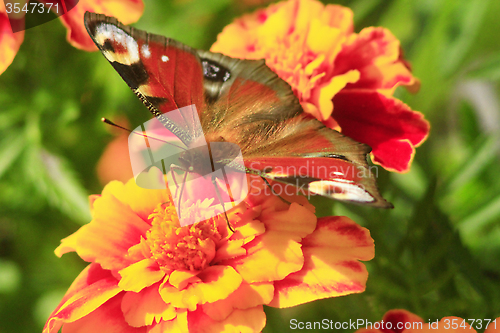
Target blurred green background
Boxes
[1,0,500,332]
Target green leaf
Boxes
[467,52,500,81]
[378,0,417,44]
[408,180,496,305]
[391,162,428,200]
[0,133,25,179]
[351,0,382,24]
[459,194,500,237]
[441,134,498,194]
[0,260,21,294]
[24,147,91,224]
[441,0,491,76]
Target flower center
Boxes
[143,204,222,272]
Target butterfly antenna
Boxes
[262,177,292,205]
[101,118,186,151]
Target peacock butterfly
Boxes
[84,12,392,225]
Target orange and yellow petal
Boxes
[262,201,316,237]
[43,264,122,333]
[0,3,24,75]
[227,205,318,283]
[332,90,430,172]
[269,216,374,308]
[118,258,164,292]
[159,266,243,311]
[230,230,305,283]
[61,294,147,333]
[55,182,155,271]
[188,306,266,333]
[100,179,170,225]
[56,0,144,51]
[201,282,274,321]
[148,309,189,333]
[121,284,176,327]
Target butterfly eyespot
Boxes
[328,154,349,161]
[308,180,375,203]
[102,39,115,52]
[202,59,231,82]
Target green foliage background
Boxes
[1,0,500,332]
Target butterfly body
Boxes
[84,12,392,209]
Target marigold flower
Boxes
[0,0,144,75]
[355,309,500,333]
[44,176,374,332]
[211,0,430,173]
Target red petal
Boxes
[334,27,416,91]
[43,264,122,333]
[382,309,424,333]
[370,139,415,173]
[0,6,24,75]
[332,90,429,172]
[269,216,374,308]
[54,0,144,51]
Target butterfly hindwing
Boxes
[84,12,392,209]
[191,55,391,207]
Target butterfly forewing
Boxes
[84,12,204,145]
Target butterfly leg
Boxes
[261,177,292,205]
[211,174,235,233]
[169,164,187,199]
[168,164,189,220]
